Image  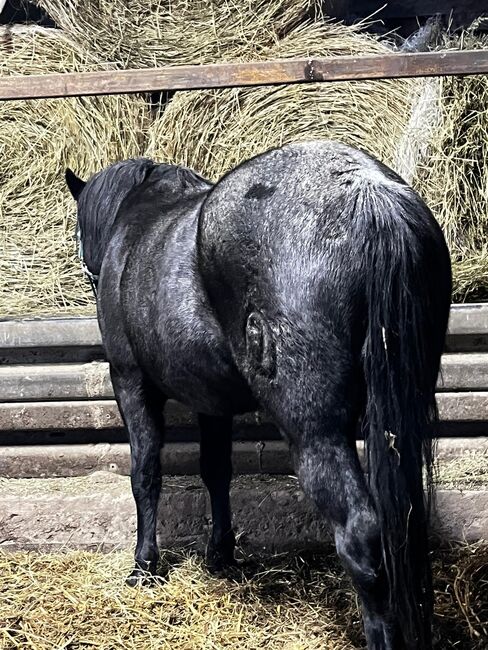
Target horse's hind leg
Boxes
[198,413,236,572]
[110,368,166,586]
[265,371,393,648]
[294,432,393,648]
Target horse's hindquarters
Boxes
[198,140,451,649]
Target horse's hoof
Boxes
[206,557,238,575]
[221,561,242,581]
[205,549,238,576]
[125,567,156,587]
[205,531,237,575]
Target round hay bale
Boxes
[145,22,421,180]
[35,0,321,66]
[412,32,488,302]
[0,26,150,316]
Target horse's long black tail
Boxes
[356,178,451,648]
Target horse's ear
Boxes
[65,168,86,201]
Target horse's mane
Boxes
[77,158,155,276]
[77,158,211,276]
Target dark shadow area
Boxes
[321,1,486,40]
[193,544,488,649]
[0,0,54,26]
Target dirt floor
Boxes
[0,446,486,648]
[0,544,486,650]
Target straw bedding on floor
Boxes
[0,544,486,649]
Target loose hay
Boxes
[0,26,150,316]
[436,449,488,490]
[35,0,321,67]
[1,10,487,314]
[412,31,488,302]
[147,20,487,302]
[1,14,423,316]
[0,545,485,649]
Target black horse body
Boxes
[67,140,452,650]
[97,165,254,415]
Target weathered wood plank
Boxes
[1,50,488,101]
[0,353,487,402]
[0,393,486,432]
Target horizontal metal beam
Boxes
[0,393,486,434]
[0,362,112,401]
[0,353,487,402]
[0,441,291,477]
[0,318,101,348]
[0,304,487,364]
[0,399,189,431]
[0,318,103,364]
[0,437,484,479]
[0,399,275,440]
[446,303,488,351]
[437,353,488,391]
[1,50,488,101]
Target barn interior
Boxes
[0,2,487,649]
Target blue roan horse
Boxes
[66,140,451,650]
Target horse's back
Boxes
[200,139,404,245]
[199,139,444,315]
